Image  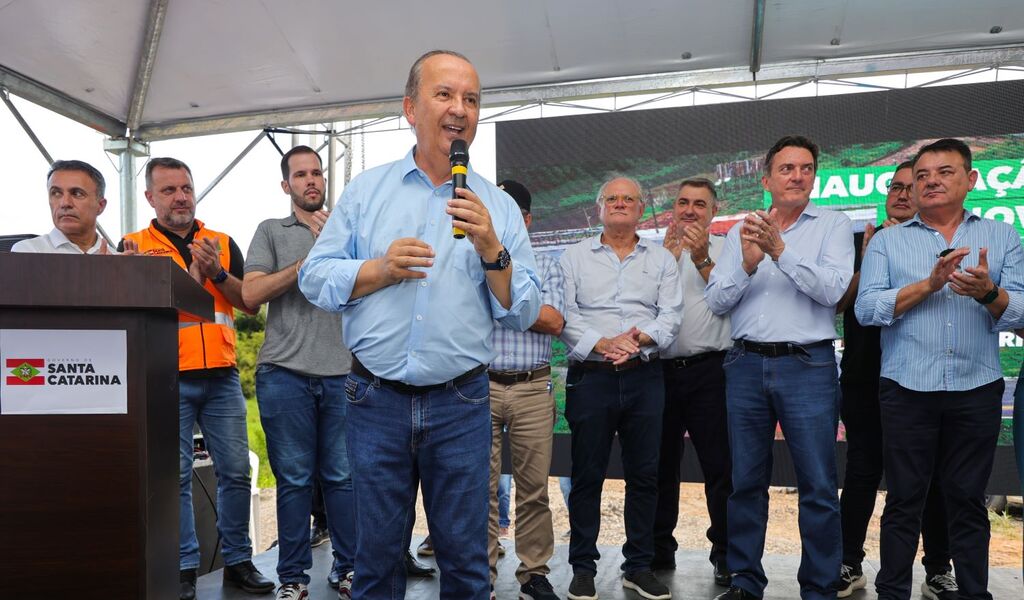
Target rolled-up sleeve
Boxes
[298,184,367,312]
[490,214,541,331]
[540,254,565,315]
[774,213,853,307]
[854,231,899,327]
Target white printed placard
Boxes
[1,329,128,414]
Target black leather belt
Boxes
[664,350,727,370]
[734,339,833,358]
[488,365,551,386]
[351,357,487,395]
[573,354,656,373]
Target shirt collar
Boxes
[281,213,301,227]
[589,232,649,251]
[400,145,477,187]
[905,209,978,229]
[46,227,103,253]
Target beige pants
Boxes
[488,375,556,585]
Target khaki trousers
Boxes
[488,374,556,584]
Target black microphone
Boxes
[450,139,469,239]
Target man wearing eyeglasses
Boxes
[834,161,955,600]
[559,176,682,600]
[705,135,853,600]
[855,138,1024,600]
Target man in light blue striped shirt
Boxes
[486,180,563,600]
[855,138,1024,600]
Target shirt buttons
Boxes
[420,281,427,287]
[416,315,423,321]
[947,322,952,327]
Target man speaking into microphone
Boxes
[300,50,540,600]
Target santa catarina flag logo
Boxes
[7,358,45,385]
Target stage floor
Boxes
[198,537,1023,599]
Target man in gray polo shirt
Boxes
[241,145,354,600]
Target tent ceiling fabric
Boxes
[1,0,1022,141]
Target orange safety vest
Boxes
[124,220,237,371]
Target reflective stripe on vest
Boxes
[179,311,235,329]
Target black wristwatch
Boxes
[976,285,999,305]
[212,269,229,284]
[480,247,511,271]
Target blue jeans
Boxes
[559,476,572,510]
[565,360,664,575]
[178,370,253,570]
[346,371,492,599]
[723,343,841,600]
[498,473,512,529]
[256,365,355,584]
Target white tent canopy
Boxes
[2,0,1023,142]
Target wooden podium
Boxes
[0,253,212,598]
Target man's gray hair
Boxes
[48,160,105,199]
[404,49,473,100]
[595,175,644,206]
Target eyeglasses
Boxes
[601,195,640,205]
[888,183,913,196]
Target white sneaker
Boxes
[277,583,309,600]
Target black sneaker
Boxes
[713,586,759,600]
[567,572,598,600]
[310,525,330,548]
[519,574,558,600]
[837,563,865,598]
[921,571,958,600]
[622,570,671,600]
[179,568,197,600]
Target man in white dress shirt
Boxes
[12,160,122,255]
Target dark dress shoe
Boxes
[180,568,197,600]
[713,585,760,599]
[714,559,732,587]
[223,560,275,593]
[405,550,436,577]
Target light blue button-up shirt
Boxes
[559,235,683,362]
[705,202,853,343]
[855,211,1024,392]
[299,147,541,386]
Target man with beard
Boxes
[834,161,955,599]
[241,145,355,599]
[122,157,272,600]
